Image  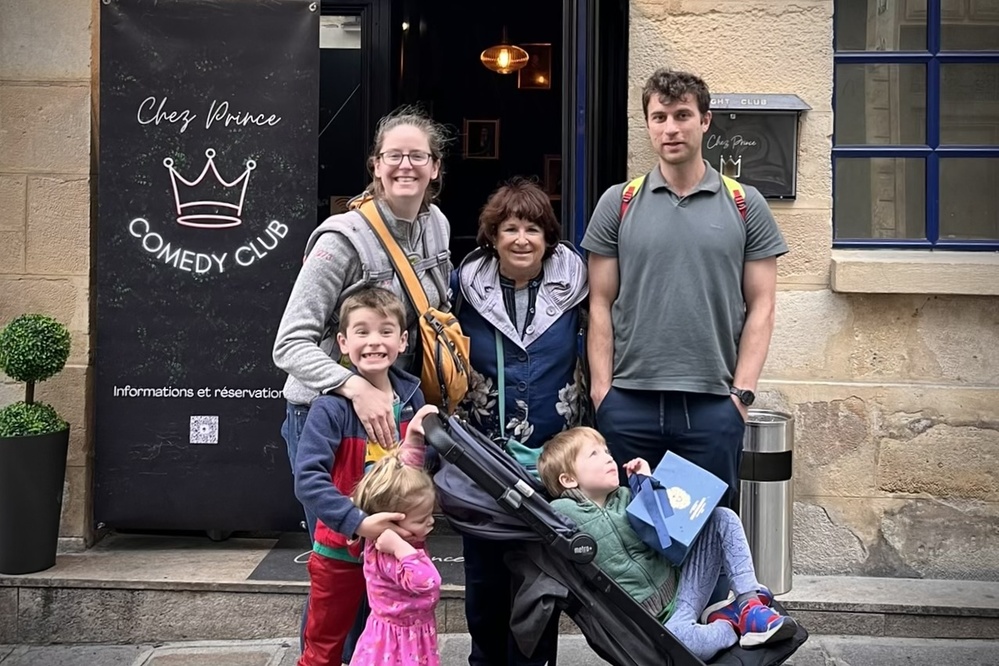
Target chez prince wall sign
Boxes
[95,0,318,532]
[702,94,810,200]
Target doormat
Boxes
[247,532,312,582]
[247,531,466,587]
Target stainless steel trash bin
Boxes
[739,409,793,595]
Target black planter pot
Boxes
[0,428,70,575]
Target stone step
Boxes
[1,534,996,644]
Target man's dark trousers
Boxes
[596,387,746,509]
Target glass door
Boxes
[318,0,393,223]
[562,0,628,245]
[318,15,365,221]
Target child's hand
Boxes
[356,512,413,541]
[375,528,417,558]
[399,405,439,466]
[406,405,440,445]
[623,458,652,478]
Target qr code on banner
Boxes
[189,415,219,445]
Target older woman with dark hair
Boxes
[451,178,588,666]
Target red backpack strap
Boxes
[619,175,647,221]
[721,175,748,223]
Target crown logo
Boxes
[163,148,256,229]
[719,155,742,179]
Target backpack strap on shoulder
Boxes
[619,175,647,221]
[422,206,451,265]
[721,175,748,223]
[349,217,392,276]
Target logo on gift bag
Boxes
[667,486,691,510]
[689,497,709,521]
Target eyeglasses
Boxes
[379,151,432,167]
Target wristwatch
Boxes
[730,387,756,406]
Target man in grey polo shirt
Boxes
[582,68,787,508]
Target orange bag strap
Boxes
[619,175,646,220]
[721,175,748,222]
[354,198,430,313]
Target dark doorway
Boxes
[394,0,564,260]
[317,0,628,263]
[316,0,393,220]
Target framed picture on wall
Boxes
[544,154,561,200]
[330,195,351,215]
[518,43,552,90]
[463,119,500,160]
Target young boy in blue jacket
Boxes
[538,427,798,661]
[294,286,435,666]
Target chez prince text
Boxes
[136,96,282,133]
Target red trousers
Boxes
[298,552,366,666]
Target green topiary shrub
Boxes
[0,402,67,437]
[0,314,71,437]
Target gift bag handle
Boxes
[628,473,674,549]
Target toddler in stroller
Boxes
[538,427,799,662]
[424,414,807,666]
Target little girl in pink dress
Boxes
[349,409,441,666]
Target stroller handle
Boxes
[423,413,598,566]
[422,413,451,456]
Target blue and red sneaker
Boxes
[736,599,798,648]
[700,586,775,626]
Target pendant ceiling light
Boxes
[480,27,529,74]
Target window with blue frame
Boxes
[834,0,999,249]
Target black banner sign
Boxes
[95,0,318,530]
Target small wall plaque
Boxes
[703,94,811,199]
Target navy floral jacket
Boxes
[452,243,588,450]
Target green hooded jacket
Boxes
[552,487,680,620]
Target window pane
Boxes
[941,64,999,145]
[835,64,926,144]
[835,158,926,239]
[942,1,999,50]
[836,0,925,51]
[940,159,999,240]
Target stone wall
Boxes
[629,0,999,580]
[0,0,96,548]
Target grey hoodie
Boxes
[272,200,452,406]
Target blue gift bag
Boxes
[626,452,728,566]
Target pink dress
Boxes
[350,541,442,666]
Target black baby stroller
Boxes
[424,414,808,666]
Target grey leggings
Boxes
[664,507,761,661]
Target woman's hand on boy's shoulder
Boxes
[623,458,652,478]
[342,375,396,447]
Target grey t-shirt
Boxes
[581,162,787,395]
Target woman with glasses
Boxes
[272,107,452,666]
